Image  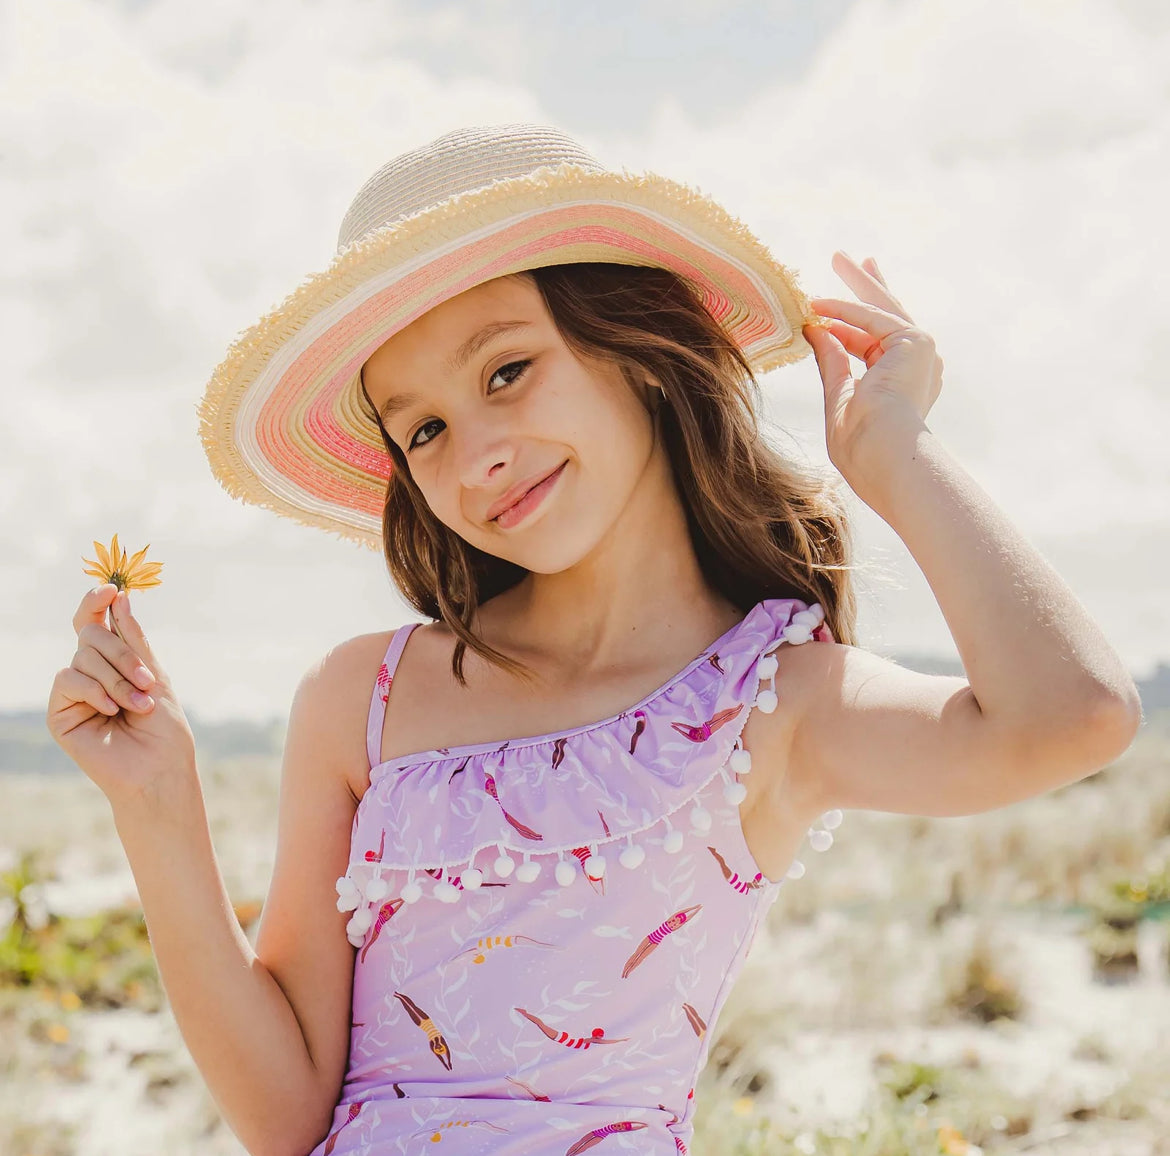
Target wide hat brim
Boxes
[197,162,827,552]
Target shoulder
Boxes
[293,628,403,802]
[750,635,848,814]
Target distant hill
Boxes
[1,708,287,775]
[5,654,1166,774]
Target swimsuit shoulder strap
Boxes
[366,622,421,770]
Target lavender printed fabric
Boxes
[315,598,842,1156]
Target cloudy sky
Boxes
[6,0,1168,724]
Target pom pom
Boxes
[336,875,358,896]
[729,747,752,774]
[782,623,814,645]
[619,843,645,869]
[400,879,422,904]
[757,654,779,679]
[791,609,821,628]
[336,892,361,913]
[583,854,606,877]
[689,806,712,832]
[820,808,843,830]
[364,876,389,902]
[755,689,778,714]
[809,829,834,852]
[461,867,484,890]
[494,853,516,877]
[555,860,576,887]
[786,858,806,880]
[434,880,461,903]
[349,906,372,933]
[516,858,541,883]
[663,829,684,854]
[723,780,748,805]
[347,932,365,948]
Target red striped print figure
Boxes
[514,1006,629,1049]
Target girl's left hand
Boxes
[802,251,944,488]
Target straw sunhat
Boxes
[197,123,824,552]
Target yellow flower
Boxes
[81,533,163,592]
[81,534,162,645]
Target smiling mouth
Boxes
[491,461,568,526]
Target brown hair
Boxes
[358,262,859,686]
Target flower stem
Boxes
[107,605,128,646]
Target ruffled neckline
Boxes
[338,596,843,930]
[369,598,776,779]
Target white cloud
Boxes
[6,0,1167,726]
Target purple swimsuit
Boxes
[311,598,842,1155]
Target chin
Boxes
[468,511,612,575]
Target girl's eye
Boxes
[406,359,532,451]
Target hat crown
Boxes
[337,123,605,252]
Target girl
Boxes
[47,124,1141,1155]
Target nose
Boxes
[453,421,516,495]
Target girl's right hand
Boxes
[47,585,198,808]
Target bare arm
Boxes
[111,782,331,1156]
[773,255,1143,821]
[106,638,379,1156]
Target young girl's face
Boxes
[362,272,662,573]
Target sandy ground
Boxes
[3,720,1170,1155]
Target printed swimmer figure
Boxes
[359,897,404,963]
[657,1103,689,1154]
[551,735,567,769]
[628,709,647,755]
[681,1002,707,1038]
[621,905,702,978]
[363,828,385,863]
[453,933,556,965]
[566,1121,648,1154]
[323,1101,366,1156]
[708,652,725,675]
[670,703,743,743]
[393,991,453,1070]
[375,662,391,703]
[569,845,607,894]
[483,771,544,840]
[505,1073,551,1101]
[411,1119,509,1142]
[514,1007,630,1049]
[707,846,764,894]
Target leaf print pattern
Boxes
[313,598,841,1156]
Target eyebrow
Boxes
[376,319,534,425]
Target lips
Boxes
[488,462,566,522]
